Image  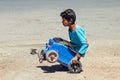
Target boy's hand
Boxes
[72,53,81,63]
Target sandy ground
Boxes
[0,7,120,80]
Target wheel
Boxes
[68,61,82,73]
[38,49,45,63]
[46,50,58,63]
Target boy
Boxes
[60,9,89,63]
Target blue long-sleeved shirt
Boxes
[69,24,89,57]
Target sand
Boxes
[0,6,120,80]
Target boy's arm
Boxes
[76,30,89,57]
[72,31,89,62]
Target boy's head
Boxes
[60,9,76,26]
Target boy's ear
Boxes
[69,19,73,24]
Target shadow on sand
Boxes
[36,64,69,73]
[37,64,83,73]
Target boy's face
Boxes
[62,18,71,27]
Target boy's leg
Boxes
[53,37,77,54]
[53,37,72,47]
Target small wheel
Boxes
[46,50,58,63]
[38,49,45,63]
[68,61,82,73]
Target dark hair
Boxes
[60,9,76,24]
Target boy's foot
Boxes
[30,49,37,55]
[39,58,43,63]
